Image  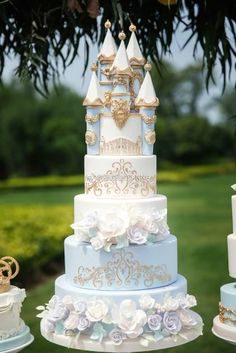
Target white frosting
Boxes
[213,315,236,343]
[84,155,156,198]
[126,32,144,64]
[136,71,158,106]
[100,113,142,153]
[83,71,103,105]
[110,40,132,73]
[232,195,236,234]
[227,234,236,278]
[98,28,117,60]
[0,286,26,339]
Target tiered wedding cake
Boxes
[0,256,33,352]
[39,21,203,351]
[212,185,236,343]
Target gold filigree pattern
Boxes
[113,77,129,89]
[145,129,156,144]
[100,136,141,155]
[85,130,97,145]
[85,114,100,124]
[219,303,236,325]
[74,249,171,289]
[142,114,157,125]
[0,256,19,293]
[85,159,156,196]
[111,99,130,128]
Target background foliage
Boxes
[0,0,235,94]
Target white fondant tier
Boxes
[0,287,26,340]
[0,326,33,352]
[64,235,177,290]
[84,155,156,198]
[220,282,236,310]
[55,274,187,302]
[41,312,203,353]
[227,235,236,278]
[232,195,236,234]
[74,193,167,223]
[100,113,142,156]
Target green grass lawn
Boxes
[1,173,236,353]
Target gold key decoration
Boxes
[0,256,19,293]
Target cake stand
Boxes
[212,315,236,345]
[1,334,34,353]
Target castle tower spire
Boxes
[136,63,159,156]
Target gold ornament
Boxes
[74,249,171,289]
[144,62,152,71]
[90,63,97,72]
[85,130,97,145]
[85,159,156,197]
[111,99,129,128]
[104,91,112,107]
[129,23,137,32]
[104,19,111,29]
[85,114,100,124]
[118,31,126,41]
[100,136,142,155]
[145,129,156,144]
[0,256,19,293]
[219,302,236,325]
[142,114,157,125]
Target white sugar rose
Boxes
[48,304,69,323]
[64,312,80,330]
[139,295,155,310]
[62,295,74,310]
[147,314,162,331]
[42,319,55,334]
[114,300,147,339]
[77,316,91,331]
[127,226,148,244]
[163,311,182,335]
[86,300,108,322]
[90,235,105,250]
[47,295,60,310]
[163,296,179,311]
[186,294,197,308]
[98,209,129,240]
[178,309,197,327]
[72,211,98,238]
[74,300,87,314]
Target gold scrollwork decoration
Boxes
[74,249,171,289]
[100,136,142,155]
[0,256,19,293]
[85,159,156,197]
[145,129,156,144]
[104,91,112,107]
[111,99,130,129]
[142,114,157,125]
[85,114,100,124]
[219,302,236,325]
[113,76,129,89]
[85,130,97,146]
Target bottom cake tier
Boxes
[0,326,34,352]
[39,274,203,351]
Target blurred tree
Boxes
[214,87,236,121]
[0,0,235,95]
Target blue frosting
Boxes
[64,235,177,291]
[220,282,236,310]
[55,274,187,304]
[86,107,100,155]
[140,107,155,156]
[0,326,32,352]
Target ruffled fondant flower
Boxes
[109,329,126,345]
[72,211,98,239]
[113,300,147,339]
[139,295,155,310]
[178,309,197,327]
[74,300,87,314]
[47,295,60,310]
[127,225,148,244]
[62,295,74,310]
[163,296,179,311]
[77,315,91,331]
[64,312,80,330]
[48,304,69,323]
[90,235,105,250]
[97,209,129,240]
[42,319,55,334]
[86,300,108,322]
[186,294,197,308]
[147,314,162,331]
[163,311,182,335]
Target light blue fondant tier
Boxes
[64,235,177,290]
[220,282,236,310]
[0,326,32,352]
[55,274,187,303]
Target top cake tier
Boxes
[83,23,159,157]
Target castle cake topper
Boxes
[0,256,19,293]
[83,21,159,156]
